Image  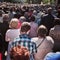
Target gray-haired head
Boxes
[19,16,26,23]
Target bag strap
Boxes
[37,38,45,48]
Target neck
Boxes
[20,32,27,35]
[20,30,30,35]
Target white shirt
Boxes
[5,29,20,42]
[32,36,54,60]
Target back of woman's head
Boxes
[9,18,19,29]
[10,45,30,60]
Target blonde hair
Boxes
[9,18,18,29]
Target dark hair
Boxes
[30,15,35,21]
[21,22,31,32]
[14,13,21,19]
[47,7,52,14]
[3,14,9,21]
[10,7,16,12]
[10,45,30,60]
[37,25,47,37]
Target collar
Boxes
[19,34,30,38]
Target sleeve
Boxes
[5,30,11,42]
[44,52,54,60]
[6,42,12,60]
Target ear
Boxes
[27,30,30,34]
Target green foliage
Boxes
[42,0,54,4]
[42,0,50,3]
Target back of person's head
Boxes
[20,22,31,33]
[33,10,37,15]
[47,7,52,14]
[10,7,16,12]
[37,25,47,38]
[19,16,26,23]
[9,18,19,29]
[30,15,35,21]
[3,14,9,22]
[10,45,30,60]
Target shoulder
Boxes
[46,36,54,44]
[44,52,55,60]
[13,37,20,42]
[6,29,11,32]
[31,37,38,42]
[50,27,55,32]
[7,29,20,32]
[42,14,48,17]
[12,37,31,44]
[44,52,60,60]
[9,37,20,46]
[6,29,12,34]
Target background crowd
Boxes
[0,2,60,60]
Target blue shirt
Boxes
[44,52,60,60]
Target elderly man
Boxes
[32,25,54,60]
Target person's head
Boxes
[19,16,26,23]
[20,22,31,34]
[9,18,19,29]
[3,14,9,22]
[47,7,52,14]
[10,7,16,12]
[30,15,35,21]
[10,45,30,60]
[33,10,37,15]
[37,25,47,38]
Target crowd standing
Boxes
[0,2,60,60]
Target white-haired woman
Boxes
[5,18,20,42]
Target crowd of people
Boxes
[0,2,60,60]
